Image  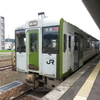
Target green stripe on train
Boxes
[59,18,64,79]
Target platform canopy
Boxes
[82,0,100,30]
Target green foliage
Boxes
[0,50,15,52]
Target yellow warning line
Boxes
[73,61,100,100]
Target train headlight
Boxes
[29,21,38,26]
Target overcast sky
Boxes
[0,0,100,40]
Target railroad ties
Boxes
[0,53,12,71]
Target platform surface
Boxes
[42,54,100,100]
[60,55,100,100]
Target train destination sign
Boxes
[15,29,25,34]
[43,26,59,33]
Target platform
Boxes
[42,54,100,100]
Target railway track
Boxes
[0,81,45,100]
[10,87,49,100]
[0,66,12,71]
[10,89,46,100]
[0,59,12,71]
[10,88,34,100]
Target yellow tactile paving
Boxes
[73,61,100,100]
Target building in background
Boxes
[5,38,15,50]
[5,42,15,50]
[0,16,5,50]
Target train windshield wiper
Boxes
[47,51,51,55]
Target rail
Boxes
[10,88,33,100]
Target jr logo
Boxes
[46,59,54,65]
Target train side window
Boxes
[74,36,78,50]
[64,34,67,52]
[83,38,87,51]
[69,36,71,51]
[80,37,83,51]
[30,33,37,52]
[87,36,91,50]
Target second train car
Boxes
[15,17,99,89]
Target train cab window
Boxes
[42,26,59,54]
[15,29,26,52]
[30,33,37,52]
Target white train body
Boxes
[15,17,99,89]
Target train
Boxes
[15,13,99,89]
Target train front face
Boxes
[15,26,61,77]
[26,25,61,89]
[15,19,63,89]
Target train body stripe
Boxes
[59,18,64,79]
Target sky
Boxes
[0,0,100,40]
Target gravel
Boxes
[0,52,44,100]
[0,69,36,100]
[0,69,19,86]
[0,53,37,100]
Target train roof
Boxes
[63,19,99,41]
[15,18,60,30]
[15,18,99,41]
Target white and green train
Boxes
[15,16,99,89]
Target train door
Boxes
[74,35,79,70]
[71,34,74,71]
[42,26,59,78]
[15,29,27,72]
[28,30,39,71]
[63,33,72,73]
[79,35,83,66]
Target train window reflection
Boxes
[30,33,37,52]
[15,30,26,52]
